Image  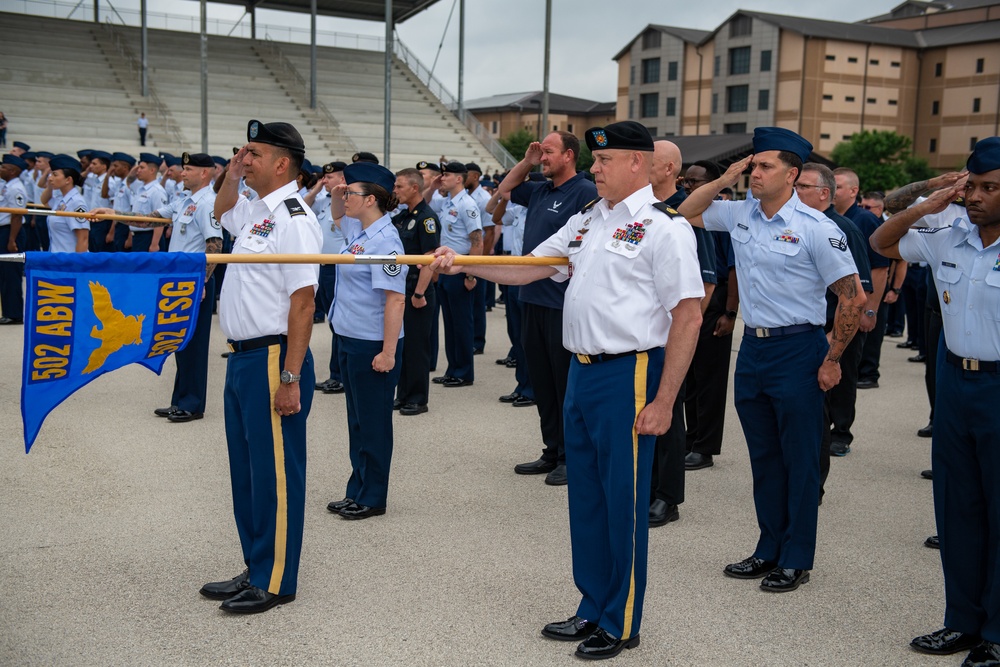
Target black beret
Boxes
[465,162,482,173]
[139,152,163,167]
[247,119,305,155]
[585,121,654,152]
[442,161,468,174]
[752,127,812,162]
[417,160,441,172]
[182,152,214,168]
[967,137,1000,174]
[324,161,347,173]
[352,151,379,164]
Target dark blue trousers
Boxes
[131,230,154,253]
[169,274,214,413]
[0,225,25,319]
[933,345,1000,643]
[338,335,403,508]
[473,276,487,352]
[397,283,436,406]
[114,223,130,252]
[438,273,475,382]
[223,343,314,596]
[735,327,827,570]
[565,347,664,641]
[317,265,341,382]
[505,284,533,399]
[89,220,114,252]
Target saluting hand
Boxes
[524,142,544,166]
[927,170,968,192]
[721,154,753,188]
[228,145,249,180]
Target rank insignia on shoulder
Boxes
[284,198,306,217]
[383,251,402,276]
[580,198,599,214]
[917,226,946,233]
[467,209,478,219]
[423,218,437,234]
[14,193,25,207]
[828,237,847,251]
[652,202,678,217]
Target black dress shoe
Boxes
[886,330,904,338]
[504,358,517,368]
[473,348,484,355]
[432,375,453,384]
[221,351,230,358]
[925,535,940,549]
[545,464,568,486]
[897,340,916,349]
[322,380,344,394]
[339,501,386,520]
[399,403,428,416]
[830,441,851,457]
[856,379,879,389]
[760,568,810,592]
[910,628,981,655]
[326,497,354,514]
[649,499,679,527]
[200,569,250,600]
[921,469,933,480]
[512,395,536,407]
[514,458,557,475]
[167,410,203,423]
[219,585,295,614]
[575,627,640,660]
[0,317,23,325]
[685,452,714,470]
[496,356,514,366]
[724,556,778,579]
[499,392,521,403]
[154,405,178,418]
[393,399,402,410]
[962,641,1000,666]
[541,615,597,641]
[442,377,473,387]
[909,353,927,363]
[918,423,933,438]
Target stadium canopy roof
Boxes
[208,0,442,23]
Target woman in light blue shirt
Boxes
[41,155,89,253]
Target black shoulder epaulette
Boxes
[580,198,600,214]
[652,201,680,218]
[953,197,965,208]
[284,198,307,217]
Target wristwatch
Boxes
[725,309,738,319]
[413,292,425,299]
[889,287,900,295]
[280,370,301,385]
[865,309,877,318]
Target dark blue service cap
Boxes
[416,160,441,172]
[76,149,94,158]
[111,152,136,166]
[311,165,323,175]
[22,152,36,160]
[212,155,228,166]
[480,180,496,189]
[139,152,163,167]
[585,121,654,152]
[465,162,482,173]
[2,154,29,171]
[301,158,313,173]
[89,150,112,163]
[247,119,306,155]
[752,127,812,162]
[442,160,467,174]
[159,152,176,161]
[967,137,1000,174]
[164,156,182,168]
[13,141,30,151]
[35,151,55,160]
[352,151,379,164]
[324,161,347,173]
[182,152,214,168]
[343,162,396,193]
[50,154,82,174]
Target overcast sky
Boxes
[41,0,904,102]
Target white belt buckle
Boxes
[755,327,770,338]
[962,358,980,371]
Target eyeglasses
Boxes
[343,190,369,199]
[794,183,827,191]
[861,204,883,211]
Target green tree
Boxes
[499,129,536,162]
[829,130,935,193]
[576,144,594,173]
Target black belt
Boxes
[575,349,646,365]
[227,334,286,353]
[946,350,1000,373]
[744,324,819,338]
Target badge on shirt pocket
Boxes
[240,234,267,252]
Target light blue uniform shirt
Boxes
[156,185,221,253]
[702,192,857,329]
[0,177,28,226]
[47,189,89,253]
[899,222,1000,361]
[313,190,346,255]
[82,172,101,209]
[331,214,407,341]
[438,189,482,254]
[129,180,167,232]
[87,173,111,209]
[469,185,494,230]
[109,175,133,213]
[502,201,527,256]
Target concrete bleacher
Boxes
[0,11,501,172]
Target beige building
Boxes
[464,91,616,141]
[615,0,1000,170]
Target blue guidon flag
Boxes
[21,252,206,452]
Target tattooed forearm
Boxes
[884,180,930,214]
[827,274,863,362]
[205,237,223,279]
[468,229,483,255]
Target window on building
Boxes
[568,123,573,133]
[843,134,852,140]
[725,122,748,134]
[729,46,751,75]
[823,94,833,101]
[826,54,836,61]
[630,66,635,85]
[640,93,659,118]
[848,56,858,64]
[666,97,677,116]
[935,62,942,77]
[628,99,634,119]
[491,121,497,133]
[647,127,657,136]
[758,89,770,110]
[642,30,661,50]
[820,133,831,140]
[711,93,718,114]
[974,98,981,113]
[888,99,898,106]
[760,50,772,72]
[727,85,749,113]
[714,56,720,76]
[891,61,901,67]
[641,58,660,84]
[930,138,937,153]
[932,100,939,115]
[867,97,876,104]
[729,15,752,37]
[970,137,978,150]
[870,59,880,65]
[846,96,856,102]
[976,58,984,73]
[668,61,678,81]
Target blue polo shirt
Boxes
[665,188,717,286]
[512,171,598,309]
[845,202,892,271]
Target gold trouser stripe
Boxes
[266,345,289,594]
[622,351,648,641]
